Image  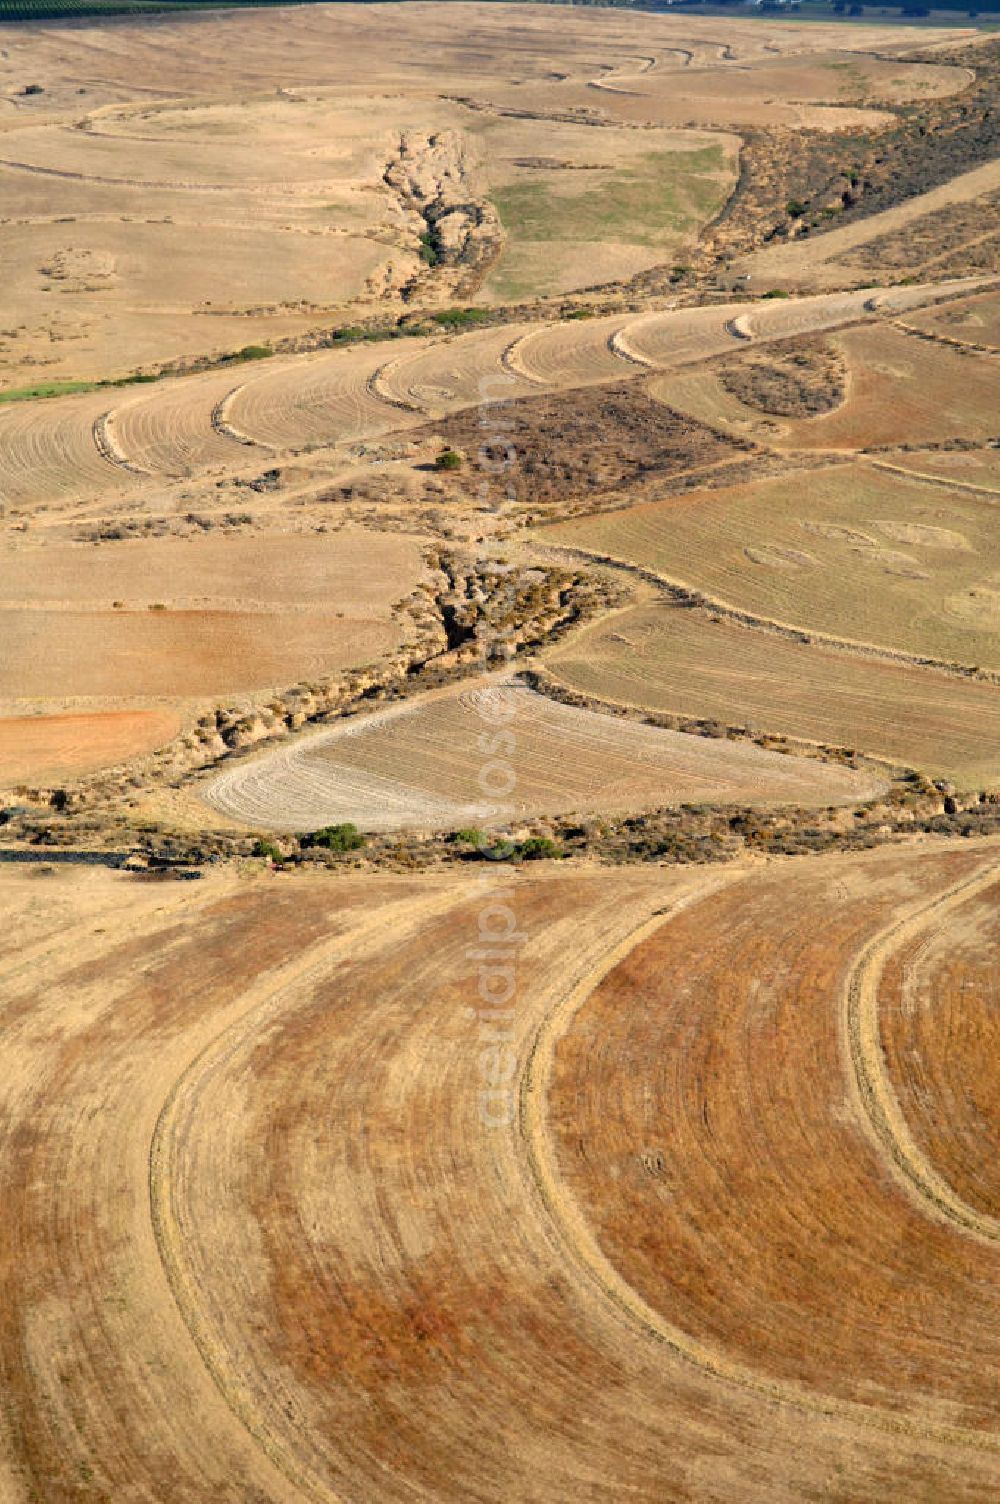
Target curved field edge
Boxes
[529,844,1000,1446]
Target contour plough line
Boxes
[844,857,1000,1246]
[519,871,1000,1451]
[147,885,463,1504]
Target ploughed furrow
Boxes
[0,390,133,510]
[373,324,540,413]
[202,678,884,833]
[506,314,638,387]
[880,875,1000,1222]
[105,370,256,478]
[546,844,1000,1438]
[224,344,413,451]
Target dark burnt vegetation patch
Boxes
[411,380,755,519]
[716,336,848,419]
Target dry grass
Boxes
[542,460,1000,669]
[906,289,1000,349]
[545,602,1000,786]
[203,677,882,832]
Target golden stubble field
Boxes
[0,527,425,783]
[0,841,997,1500]
[542,459,1000,670]
[0,3,974,383]
[544,600,1000,787]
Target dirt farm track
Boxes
[0,842,997,1501]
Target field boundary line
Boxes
[845,859,1000,1245]
[500,329,547,384]
[92,409,152,476]
[607,324,658,369]
[367,355,431,414]
[542,541,1000,685]
[869,458,1000,499]
[519,867,1000,1449]
[148,885,463,1502]
[210,385,268,449]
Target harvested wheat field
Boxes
[544,602,1000,787]
[0,528,424,700]
[3,2,1000,1498]
[547,842,1000,1452]
[905,288,1000,349]
[203,678,881,832]
[653,319,1000,451]
[0,842,998,1500]
[879,874,1000,1220]
[0,708,182,786]
[543,460,1000,669]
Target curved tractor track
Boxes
[1,843,998,1499]
[3,280,988,510]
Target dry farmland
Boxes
[0,844,998,1500]
[654,322,1000,451]
[1,4,999,1500]
[203,678,882,832]
[544,602,1000,787]
[0,528,424,707]
[542,461,1000,670]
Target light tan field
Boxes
[0,842,997,1500]
[203,677,882,832]
[0,528,423,703]
[545,601,1000,786]
[0,3,974,383]
[1,281,974,515]
[543,460,1000,669]
[654,322,1000,451]
[0,708,182,785]
[906,288,1000,348]
[3,8,999,1501]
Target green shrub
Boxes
[762,289,790,300]
[302,822,366,852]
[231,344,272,363]
[253,838,284,863]
[418,230,439,266]
[431,307,489,328]
[434,448,463,471]
[786,200,807,218]
[452,827,484,845]
[514,836,563,861]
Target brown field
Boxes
[654,321,1000,451]
[548,843,1000,1441]
[0,529,423,700]
[203,678,882,832]
[0,842,997,1499]
[542,460,1000,669]
[545,602,1000,786]
[0,708,182,785]
[906,288,1000,348]
[877,447,1000,494]
[3,6,999,1499]
[880,877,1000,1219]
